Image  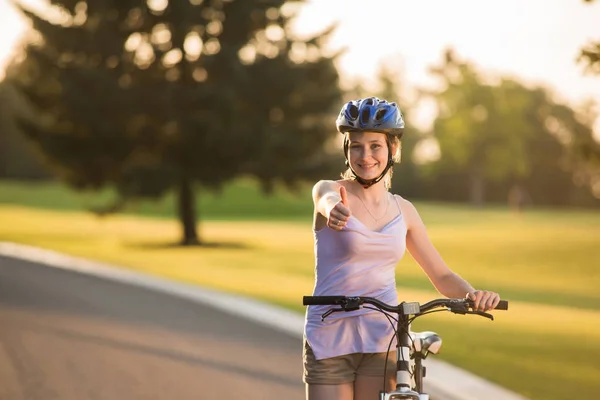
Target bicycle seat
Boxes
[411,331,442,355]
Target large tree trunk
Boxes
[177,171,200,246]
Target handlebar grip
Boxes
[303,296,346,305]
[466,299,509,310]
[495,300,509,310]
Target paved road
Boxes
[0,255,305,400]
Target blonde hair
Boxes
[341,132,402,190]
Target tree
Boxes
[424,50,534,205]
[7,0,342,244]
[574,0,600,197]
[579,0,600,74]
[0,81,49,179]
[425,49,599,206]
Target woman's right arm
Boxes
[312,180,351,231]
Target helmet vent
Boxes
[348,104,359,119]
[361,108,370,124]
[375,108,387,120]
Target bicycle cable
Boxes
[338,301,462,392]
[408,308,448,324]
[363,305,417,390]
[362,306,398,322]
[383,323,396,391]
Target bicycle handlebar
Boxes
[303,295,508,315]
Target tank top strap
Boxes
[392,194,402,216]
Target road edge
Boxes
[0,241,528,400]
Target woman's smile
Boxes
[357,162,380,174]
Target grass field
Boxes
[0,178,313,220]
[1,179,599,399]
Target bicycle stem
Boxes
[395,311,412,390]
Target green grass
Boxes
[0,178,314,220]
[1,179,599,399]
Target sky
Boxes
[290,1,600,102]
[1,0,599,132]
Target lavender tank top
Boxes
[304,196,408,360]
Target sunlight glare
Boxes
[265,24,285,42]
[151,24,172,46]
[203,38,221,55]
[238,44,257,65]
[206,20,222,37]
[135,41,155,68]
[162,48,182,68]
[184,32,203,61]
[125,33,143,53]
[413,138,441,165]
[0,0,598,138]
[289,42,306,64]
[291,0,600,109]
[73,1,87,25]
[266,7,279,20]
[192,67,207,82]
[147,0,168,13]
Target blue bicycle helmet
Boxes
[336,97,405,188]
[336,97,405,137]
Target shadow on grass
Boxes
[124,240,252,250]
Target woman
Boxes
[304,97,500,400]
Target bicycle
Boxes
[303,295,509,400]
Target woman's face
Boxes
[347,131,390,180]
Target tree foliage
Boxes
[0,81,49,179]
[424,50,598,206]
[579,0,600,75]
[7,0,342,244]
[574,0,600,192]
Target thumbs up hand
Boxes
[340,185,349,207]
[328,185,351,230]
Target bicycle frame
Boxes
[381,301,423,400]
[303,296,508,400]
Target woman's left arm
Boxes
[400,198,500,312]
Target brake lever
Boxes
[448,304,469,315]
[449,305,494,320]
[321,308,344,321]
[466,310,494,321]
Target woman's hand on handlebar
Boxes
[467,290,501,312]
